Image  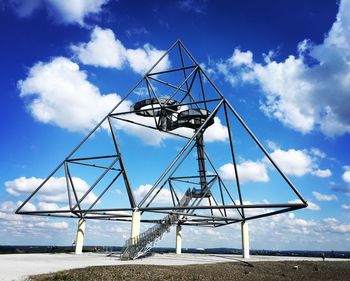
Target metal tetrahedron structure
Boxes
[16,40,307,257]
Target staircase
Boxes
[120,189,192,260]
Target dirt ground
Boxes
[28,261,350,281]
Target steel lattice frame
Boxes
[16,40,308,227]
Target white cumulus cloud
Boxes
[5,176,97,206]
[342,168,350,184]
[312,191,338,202]
[203,117,229,143]
[35,221,69,229]
[38,202,67,211]
[71,26,127,68]
[268,149,312,177]
[0,201,18,212]
[18,57,119,132]
[309,148,326,158]
[1,200,38,213]
[219,146,331,184]
[126,43,170,75]
[71,26,170,75]
[266,147,331,178]
[218,160,269,184]
[310,169,332,178]
[47,0,109,25]
[133,184,174,205]
[324,217,350,233]
[228,49,253,67]
[208,0,350,137]
[289,199,320,211]
[10,0,110,25]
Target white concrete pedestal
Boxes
[175,225,182,255]
[241,220,250,259]
[131,210,141,244]
[75,218,86,255]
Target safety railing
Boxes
[120,189,192,260]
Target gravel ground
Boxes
[0,253,348,281]
[28,261,350,281]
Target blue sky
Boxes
[1,0,350,251]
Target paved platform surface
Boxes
[0,252,348,281]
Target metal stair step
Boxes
[120,188,193,260]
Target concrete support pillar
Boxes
[131,210,141,244]
[175,225,182,255]
[75,218,86,255]
[241,220,250,259]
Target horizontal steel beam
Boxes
[67,155,117,162]
[17,203,306,215]
[146,65,196,76]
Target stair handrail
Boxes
[120,188,192,260]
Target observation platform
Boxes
[131,98,214,131]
